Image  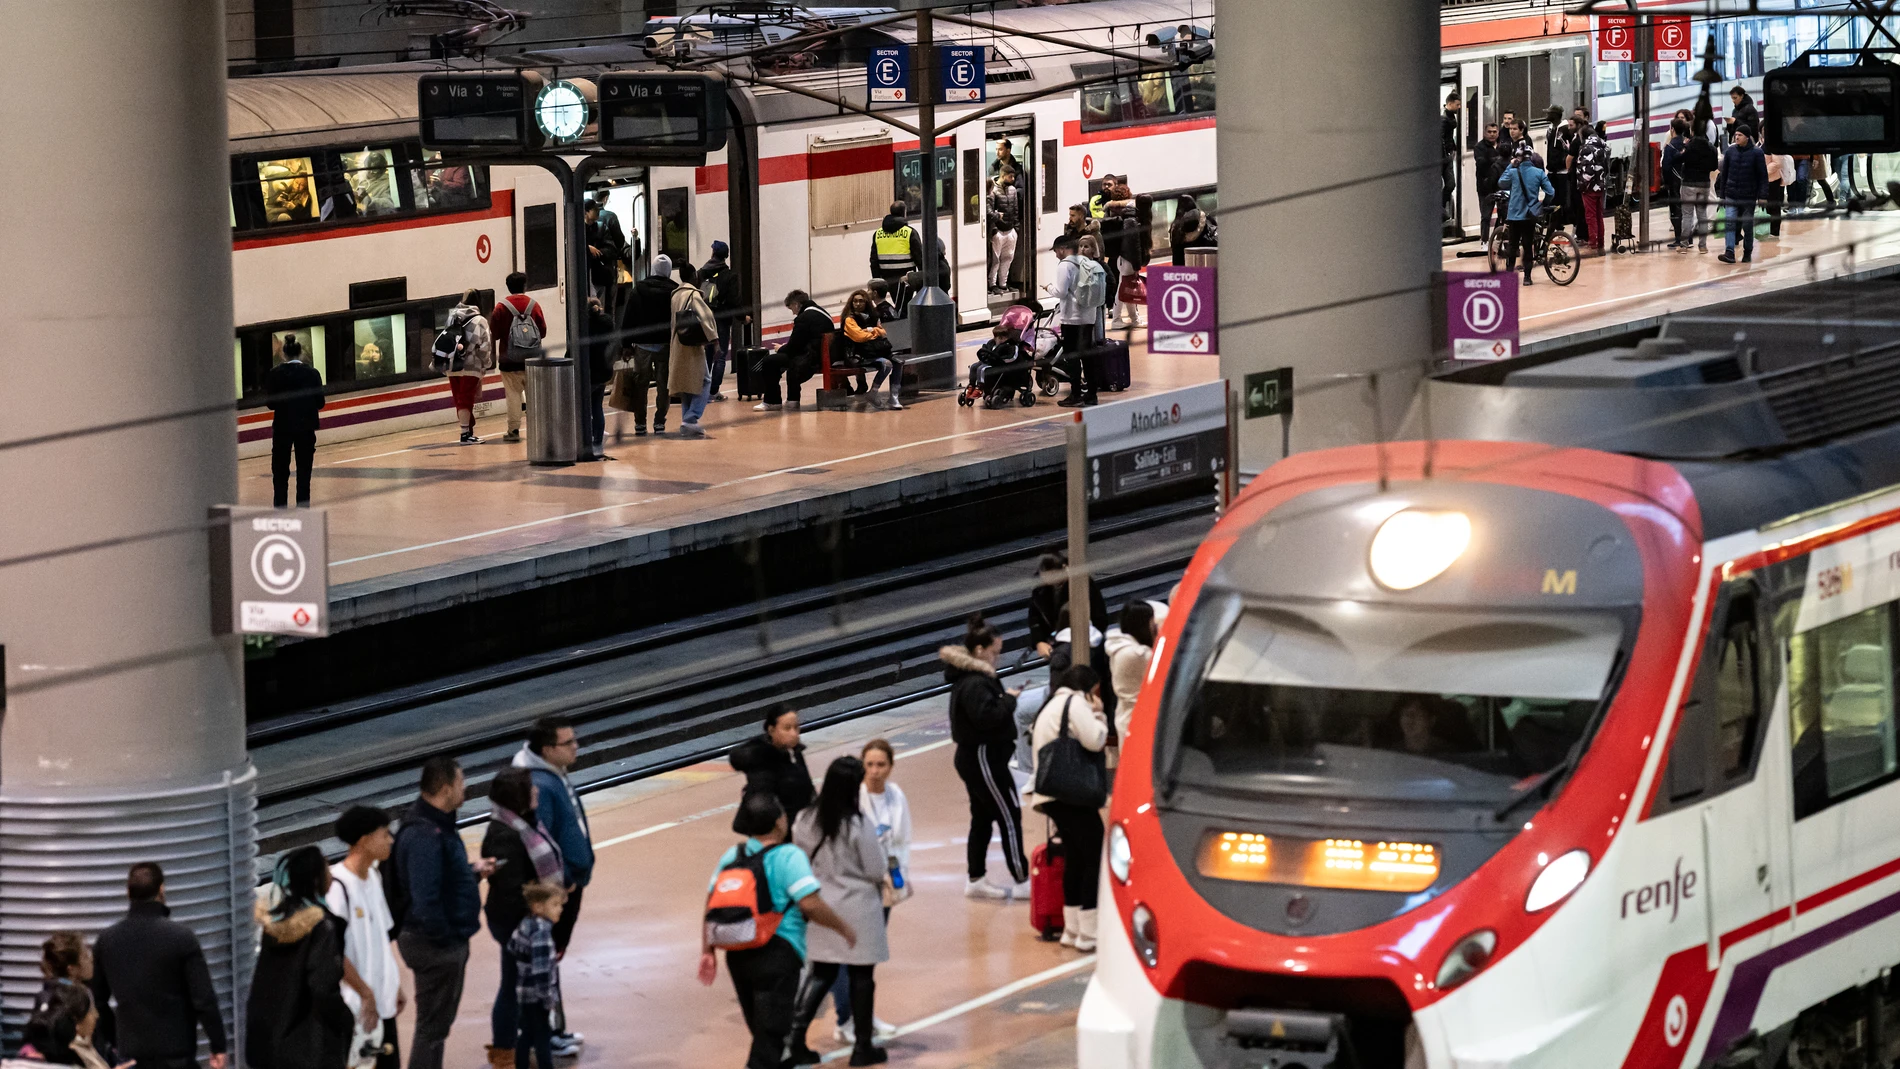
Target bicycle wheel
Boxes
[1486,225,1508,272]
[1544,231,1580,286]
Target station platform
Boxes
[1447,211,1900,349]
[240,335,1215,635]
[429,687,1087,1069]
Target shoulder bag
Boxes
[1034,696,1107,808]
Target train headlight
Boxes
[1108,823,1133,884]
[1368,509,1471,591]
[1433,929,1496,991]
[1130,903,1160,967]
[1524,848,1591,912]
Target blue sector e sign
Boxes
[940,46,985,103]
[869,47,910,103]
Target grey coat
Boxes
[793,809,890,965]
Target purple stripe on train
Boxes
[238,386,504,443]
[1706,885,1900,1056]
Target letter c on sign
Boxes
[476,234,493,263]
[251,535,306,596]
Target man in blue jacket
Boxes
[393,757,491,1069]
[514,715,594,1057]
[1717,125,1768,264]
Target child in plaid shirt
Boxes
[510,883,568,1069]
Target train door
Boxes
[984,118,1035,310]
[1440,66,1462,237]
[1459,60,1487,235]
[1653,577,1787,954]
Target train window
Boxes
[1658,581,1770,813]
[256,156,319,226]
[1076,60,1216,133]
[1041,139,1058,214]
[346,314,407,381]
[1789,603,1899,819]
[962,148,981,226]
[657,187,690,265]
[1168,603,1625,806]
[411,150,482,212]
[340,148,403,218]
[523,204,559,291]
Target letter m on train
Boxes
[1542,569,1578,595]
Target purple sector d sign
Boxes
[1446,271,1519,361]
[1148,265,1217,355]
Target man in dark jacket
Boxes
[1717,126,1768,264]
[619,256,677,435]
[1473,122,1502,243]
[755,291,832,410]
[729,704,817,820]
[1726,86,1760,143]
[869,209,922,289]
[91,863,228,1069]
[940,621,1028,899]
[1441,91,1462,226]
[585,297,615,458]
[392,757,490,1069]
[264,336,324,508]
[698,240,740,401]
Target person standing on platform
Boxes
[830,739,909,1045]
[621,256,676,436]
[1441,91,1462,228]
[788,757,891,1067]
[326,806,404,1069]
[1105,601,1157,743]
[730,705,817,823]
[1029,665,1110,953]
[584,297,614,459]
[989,169,1023,294]
[511,716,592,1060]
[1474,123,1503,244]
[941,614,1030,900]
[264,335,323,509]
[90,863,229,1069]
[481,768,565,1069]
[667,261,718,440]
[1663,118,1689,248]
[755,292,831,412]
[1574,118,1609,250]
[1765,148,1795,239]
[1679,124,1720,254]
[1048,235,1105,408]
[1501,146,1554,284]
[699,792,857,1069]
[442,290,493,445]
[490,274,547,445]
[1717,126,1768,265]
[247,846,353,1069]
[868,208,921,292]
[1726,86,1760,143]
[508,883,568,1069]
[392,757,492,1069]
[698,241,740,403]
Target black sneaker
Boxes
[460,431,482,444]
[1717,252,1736,264]
[1058,395,1084,408]
[634,426,648,437]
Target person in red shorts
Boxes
[442,289,493,443]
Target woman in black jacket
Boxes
[1025,551,1116,728]
[941,614,1028,899]
[728,704,817,820]
[480,768,566,1069]
[247,846,352,1069]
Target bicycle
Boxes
[1485,193,1581,286]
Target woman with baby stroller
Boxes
[960,309,1039,409]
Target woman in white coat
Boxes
[1103,601,1157,742]
[1029,664,1110,952]
[790,756,891,1066]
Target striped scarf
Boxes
[492,805,565,884]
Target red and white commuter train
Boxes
[1081,325,1900,1067]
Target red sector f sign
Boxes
[1654,16,1692,62]
[1597,15,1636,63]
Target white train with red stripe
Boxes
[224,0,1215,456]
[1080,322,1900,1068]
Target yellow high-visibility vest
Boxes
[873,226,915,271]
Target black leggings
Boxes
[728,936,803,1069]
[954,742,1029,884]
[1043,801,1104,910]
[794,962,877,1051]
[1505,219,1537,281]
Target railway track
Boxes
[253,497,1214,856]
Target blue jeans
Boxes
[710,319,734,397]
[1723,202,1756,259]
[681,367,713,425]
[492,948,518,1048]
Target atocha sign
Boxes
[1081,381,1228,503]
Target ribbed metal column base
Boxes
[0,767,258,1051]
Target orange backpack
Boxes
[704,844,786,952]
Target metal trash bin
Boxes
[525,355,578,466]
[1184,246,1218,268]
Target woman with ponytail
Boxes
[940,613,1029,900]
[247,846,352,1069]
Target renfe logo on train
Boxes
[1621,858,1697,922]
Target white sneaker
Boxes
[1007,880,1031,902]
[964,877,1010,900]
[833,1019,897,1042]
[873,1017,897,1037]
[1075,908,1099,952]
[677,423,707,438]
[753,401,781,411]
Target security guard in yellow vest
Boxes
[870,205,923,285]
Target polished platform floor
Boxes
[240,336,1215,589]
[418,689,1089,1069]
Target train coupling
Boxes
[1221,1008,1348,1069]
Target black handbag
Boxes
[1034,696,1107,808]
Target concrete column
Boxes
[0,0,255,1047]
[1217,0,1442,471]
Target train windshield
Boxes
[1169,600,1626,807]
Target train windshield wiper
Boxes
[1492,751,1576,824]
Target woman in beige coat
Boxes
[668,262,718,438]
[1029,664,1109,952]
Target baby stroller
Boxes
[1610,167,1635,254]
[959,304,1039,408]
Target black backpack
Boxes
[429,320,470,374]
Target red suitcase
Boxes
[1029,838,1067,941]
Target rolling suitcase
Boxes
[737,346,769,400]
[1097,338,1131,392]
[1030,836,1067,941]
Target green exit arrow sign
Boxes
[1244,368,1293,419]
